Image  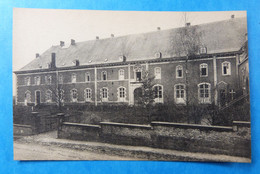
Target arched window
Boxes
[176,65,183,78]
[118,86,126,102]
[118,69,125,80]
[24,91,31,105]
[174,84,186,104]
[34,76,41,85]
[45,90,52,103]
[154,84,163,103]
[200,63,208,77]
[70,89,78,102]
[154,67,161,79]
[58,74,63,84]
[24,77,30,86]
[85,72,91,82]
[101,71,107,81]
[71,73,77,83]
[198,83,211,104]
[100,87,108,102]
[222,61,231,75]
[84,88,92,102]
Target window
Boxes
[84,88,92,102]
[85,72,91,82]
[70,89,78,102]
[174,84,186,104]
[101,71,107,81]
[154,67,161,79]
[58,89,64,103]
[136,72,142,81]
[45,90,52,103]
[34,76,41,85]
[199,46,207,54]
[200,63,208,77]
[58,75,63,84]
[118,69,125,80]
[176,65,183,78]
[154,84,163,103]
[118,87,126,102]
[100,88,108,101]
[198,83,211,104]
[71,73,77,83]
[24,91,31,105]
[222,61,231,75]
[45,75,52,85]
[24,77,30,86]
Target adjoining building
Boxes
[14,17,249,107]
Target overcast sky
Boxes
[12,9,246,95]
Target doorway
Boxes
[35,91,41,106]
[134,88,142,105]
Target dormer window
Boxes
[200,46,207,54]
[155,52,162,59]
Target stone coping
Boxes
[151,122,233,132]
[13,124,32,128]
[63,122,101,129]
[233,121,251,127]
[100,122,152,129]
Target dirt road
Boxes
[14,142,139,161]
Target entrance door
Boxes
[35,91,41,106]
[134,88,142,105]
[219,89,226,106]
[136,72,142,81]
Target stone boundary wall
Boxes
[57,113,250,157]
[13,124,33,136]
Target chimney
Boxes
[185,23,191,27]
[96,36,99,40]
[157,27,161,31]
[231,14,235,19]
[71,39,75,45]
[75,59,80,66]
[36,53,40,58]
[51,53,56,69]
[60,41,65,47]
[111,34,114,38]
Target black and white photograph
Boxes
[13,9,251,162]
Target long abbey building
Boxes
[14,17,249,107]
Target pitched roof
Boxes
[19,17,247,71]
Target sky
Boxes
[12,9,246,95]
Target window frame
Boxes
[45,75,52,85]
[174,84,186,104]
[24,90,31,104]
[154,67,161,79]
[118,69,125,80]
[198,82,211,104]
[117,86,127,102]
[45,89,52,103]
[101,71,107,81]
[71,73,77,83]
[85,72,91,82]
[176,65,183,78]
[200,63,208,77]
[84,88,92,102]
[58,74,63,84]
[153,84,163,103]
[70,88,78,102]
[34,76,41,85]
[24,77,31,86]
[222,61,231,76]
[100,87,109,102]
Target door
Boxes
[35,91,41,106]
[219,89,226,106]
[134,88,142,105]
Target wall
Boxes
[13,124,33,136]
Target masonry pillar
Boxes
[31,112,40,134]
[94,67,97,106]
[57,113,65,138]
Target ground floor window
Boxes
[118,87,126,102]
[154,84,163,103]
[198,83,211,104]
[70,89,78,102]
[100,88,108,102]
[84,88,92,102]
[174,84,186,104]
[24,91,31,105]
[45,90,52,103]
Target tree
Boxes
[138,70,155,123]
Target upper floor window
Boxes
[222,61,231,76]
[198,83,211,104]
[101,71,107,81]
[84,88,92,102]
[118,87,126,102]
[174,84,186,104]
[100,87,108,102]
[45,75,52,85]
[154,84,163,103]
[24,91,31,105]
[58,74,63,84]
[85,72,91,82]
[200,63,208,77]
[154,67,161,79]
[24,77,30,86]
[118,69,125,80]
[34,76,41,85]
[176,65,183,78]
[71,73,77,83]
[70,89,78,102]
[45,90,52,103]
